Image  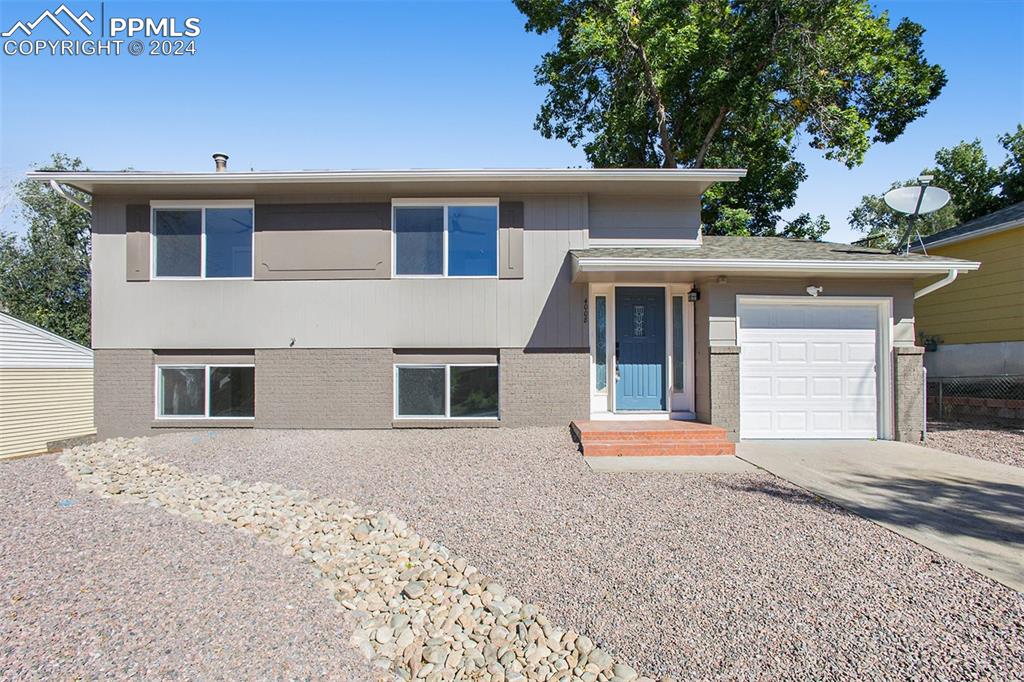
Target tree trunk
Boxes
[623,25,676,168]
[695,107,728,168]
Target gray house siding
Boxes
[92,195,587,351]
[588,195,701,242]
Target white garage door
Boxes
[738,301,879,439]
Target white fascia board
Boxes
[26,168,748,189]
[573,257,981,275]
[910,219,1024,252]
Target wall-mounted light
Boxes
[687,289,700,302]
[806,285,823,297]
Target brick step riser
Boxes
[580,439,733,448]
[584,443,737,457]
[577,432,729,442]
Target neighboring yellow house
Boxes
[0,312,95,458]
[912,201,1024,378]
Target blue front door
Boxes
[615,287,666,411]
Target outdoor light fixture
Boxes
[687,289,700,302]
[806,285,823,297]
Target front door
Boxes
[615,287,666,411]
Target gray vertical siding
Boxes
[91,195,588,350]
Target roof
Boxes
[572,236,979,279]
[0,312,93,369]
[911,201,1024,251]
[29,167,747,198]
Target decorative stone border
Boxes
[59,439,656,682]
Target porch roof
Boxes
[571,236,980,281]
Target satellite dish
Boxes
[884,185,951,216]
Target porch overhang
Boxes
[570,239,980,283]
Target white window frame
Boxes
[150,200,255,280]
[391,198,500,279]
[154,363,256,420]
[393,363,500,420]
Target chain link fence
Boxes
[926,374,1024,426]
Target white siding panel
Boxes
[0,368,95,457]
[0,314,93,368]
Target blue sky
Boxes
[1,0,1021,242]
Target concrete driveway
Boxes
[737,440,1024,592]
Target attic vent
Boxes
[212,153,229,172]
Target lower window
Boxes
[157,365,255,419]
[395,364,498,419]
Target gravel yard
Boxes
[4,427,1023,680]
[926,422,1024,467]
[0,454,376,680]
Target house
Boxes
[0,312,94,458]
[910,201,1024,422]
[911,201,1024,375]
[30,160,979,448]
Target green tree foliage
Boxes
[0,154,92,346]
[515,0,946,238]
[850,127,1024,249]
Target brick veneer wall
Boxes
[255,348,393,429]
[499,348,589,427]
[894,346,925,443]
[94,349,154,438]
[709,345,741,441]
[94,347,589,435]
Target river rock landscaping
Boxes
[56,437,646,682]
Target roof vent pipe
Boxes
[212,153,229,172]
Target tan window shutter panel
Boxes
[125,205,150,281]
[499,201,524,279]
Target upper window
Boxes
[393,201,498,277]
[152,202,254,278]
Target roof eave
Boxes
[571,256,980,282]
[910,219,1024,252]
[28,168,748,193]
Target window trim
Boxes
[393,362,500,420]
[150,200,255,280]
[154,363,256,420]
[391,198,500,279]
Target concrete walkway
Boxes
[738,440,1024,591]
[584,455,756,473]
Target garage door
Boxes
[738,301,879,439]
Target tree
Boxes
[0,154,92,346]
[515,0,946,237]
[849,127,1024,249]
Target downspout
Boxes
[49,180,92,215]
[914,268,959,299]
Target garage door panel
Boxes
[811,342,843,363]
[776,376,808,397]
[846,342,876,363]
[811,376,842,398]
[776,342,807,362]
[846,376,876,397]
[812,411,843,432]
[739,301,880,439]
[743,342,772,362]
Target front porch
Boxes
[571,419,735,456]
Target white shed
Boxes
[0,313,94,458]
